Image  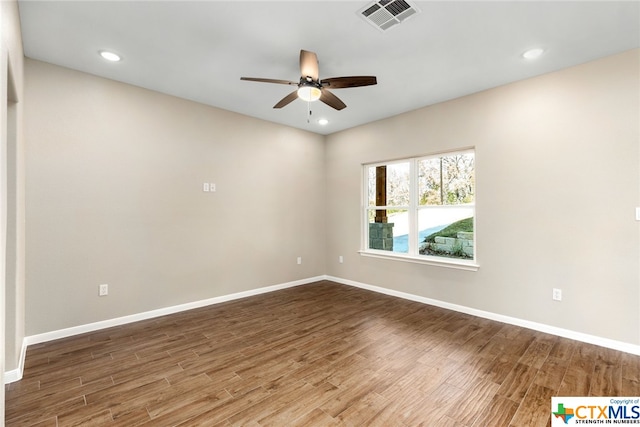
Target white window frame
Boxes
[360,149,479,271]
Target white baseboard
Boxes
[4,276,324,384]
[325,275,640,356]
[25,276,325,347]
[7,274,640,384]
[4,340,27,383]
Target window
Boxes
[362,149,477,269]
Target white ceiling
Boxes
[17,1,640,135]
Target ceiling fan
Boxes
[241,49,377,111]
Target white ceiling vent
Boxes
[358,0,421,32]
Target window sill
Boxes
[358,250,480,271]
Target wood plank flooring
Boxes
[5,280,640,426]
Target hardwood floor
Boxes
[5,280,640,426]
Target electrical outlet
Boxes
[552,288,562,301]
[203,183,210,192]
[339,255,344,264]
[99,284,108,296]
[297,257,302,265]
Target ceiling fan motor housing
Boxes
[299,77,322,88]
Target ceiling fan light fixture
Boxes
[297,85,322,102]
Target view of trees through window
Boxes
[365,150,475,261]
[419,154,474,206]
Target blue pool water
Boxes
[393,225,447,253]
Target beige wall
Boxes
[2,0,26,411]
[24,59,326,335]
[325,49,640,345]
[22,49,640,349]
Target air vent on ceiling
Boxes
[358,0,420,32]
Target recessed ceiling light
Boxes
[99,50,121,62]
[318,118,329,126]
[522,48,545,60]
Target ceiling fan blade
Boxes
[241,77,297,85]
[319,89,346,111]
[273,90,299,109]
[300,50,319,81]
[320,76,377,89]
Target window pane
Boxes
[385,162,410,207]
[442,153,475,205]
[366,163,410,208]
[419,153,475,206]
[367,166,376,207]
[418,207,474,259]
[418,158,442,205]
[367,209,408,254]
